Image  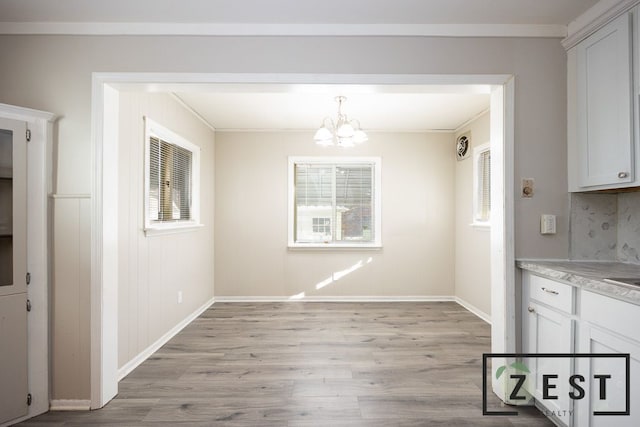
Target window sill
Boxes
[470,222,491,230]
[144,223,204,236]
[288,243,382,250]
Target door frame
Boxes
[90,72,516,408]
[0,103,56,425]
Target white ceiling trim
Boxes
[169,93,216,132]
[454,107,491,134]
[563,0,640,49]
[213,128,456,133]
[0,22,567,38]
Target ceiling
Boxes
[170,84,491,132]
[0,0,599,26]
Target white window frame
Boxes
[288,156,382,249]
[472,142,491,228]
[143,117,202,235]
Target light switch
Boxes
[540,214,556,235]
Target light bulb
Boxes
[313,126,333,145]
[336,123,355,138]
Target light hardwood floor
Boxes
[19,302,553,426]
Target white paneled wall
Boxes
[52,196,91,399]
[117,92,215,371]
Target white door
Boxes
[0,117,29,425]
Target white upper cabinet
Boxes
[568,10,636,191]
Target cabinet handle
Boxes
[541,287,559,295]
[618,172,629,178]
[528,306,535,313]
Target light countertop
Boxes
[517,260,640,306]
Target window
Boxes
[312,217,331,234]
[144,117,201,234]
[473,143,491,226]
[288,157,381,248]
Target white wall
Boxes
[215,131,455,298]
[117,92,215,369]
[0,34,568,400]
[454,111,492,317]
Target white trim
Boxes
[214,128,457,134]
[91,72,515,411]
[0,22,567,38]
[454,108,491,134]
[90,82,119,409]
[454,297,492,324]
[563,0,640,49]
[143,223,205,236]
[0,103,57,122]
[51,193,91,199]
[93,73,514,87]
[489,79,516,401]
[215,296,456,303]
[49,400,92,411]
[169,93,216,132]
[287,245,383,251]
[118,297,215,381]
[470,222,491,230]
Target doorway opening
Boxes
[90,73,515,408]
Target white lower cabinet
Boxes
[522,272,640,427]
[574,291,640,427]
[523,273,575,427]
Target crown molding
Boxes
[0,22,567,38]
[562,0,640,50]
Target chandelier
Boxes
[313,96,368,147]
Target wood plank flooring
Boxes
[18,302,554,426]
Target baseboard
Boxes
[49,400,91,411]
[454,297,491,324]
[117,296,215,381]
[215,295,457,303]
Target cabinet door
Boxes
[0,118,28,424]
[576,12,633,188]
[574,324,640,427]
[523,301,573,426]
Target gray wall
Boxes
[0,35,569,400]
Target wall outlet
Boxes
[177,291,183,304]
[522,178,534,198]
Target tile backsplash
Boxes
[618,193,640,263]
[570,192,640,264]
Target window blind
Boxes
[478,150,491,222]
[149,136,192,223]
[294,162,374,243]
